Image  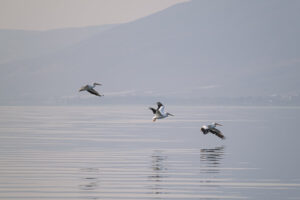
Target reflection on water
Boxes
[149,150,168,195]
[79,168,100,191]
[0,106,300,200]
[200,146,225,174]
[78,167,101,200]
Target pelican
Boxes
[149,102,174,122]
[201,122,225,139]
[79,82,103,97]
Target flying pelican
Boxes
[201,122,225,139]
[149,102,174,122]
[79,82,103,97]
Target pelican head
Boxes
[167,113,174,116]
[214,122,222,126]
[93,83,102,87]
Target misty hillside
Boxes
[0,0,300,105]
[0,24,116,64]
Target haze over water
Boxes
[0,105,300,199]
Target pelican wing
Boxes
[155,109,163,117]
[156,102,163,109]
[87,88,101,96]
[149,107,156,114]
[79,85,88,91]
[158,104,165,115]
[210,128,225,139]
[201,127,208,134]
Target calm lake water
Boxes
[0,105,299,199]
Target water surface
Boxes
[0,106,299,199]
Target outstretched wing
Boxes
[201,126,208,134]
[79,85,88,91]
[157,102,165,115]
[156,102,163,109]
[87,88,101,96]
[209,128,225,139]
[149,107,156,114]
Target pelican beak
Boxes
[79,88,84,92]
[216,123,222,126]
[168,113,174,116]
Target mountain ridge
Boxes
[0,0,299,105]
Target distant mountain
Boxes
[0,24,116,64]
[0,0,299,105]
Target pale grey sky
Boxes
[0,0,189,30]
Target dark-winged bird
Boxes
[149,102,174,122]
[79,82,103,97]
[201,122,225,139]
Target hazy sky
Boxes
[0,0,189,30]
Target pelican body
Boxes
[201,122,225,139]
[149,102,174,122]
[79,82,103,97]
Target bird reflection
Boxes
[148,150,168,195]
[200,146,225,174]
[79,167,100,191]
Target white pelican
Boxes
[79,82,103,97]
[201,122,225,139]
[149,102,174,122]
